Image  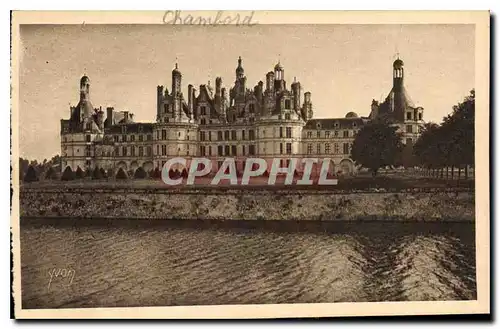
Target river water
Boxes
[20,219,477,309]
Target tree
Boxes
[134,167,147,179]
[350,122,404,176]
[413,122,441,172]
[116,167,128,180]
[61,166,75,181]
[23,165,38,182]
[75,166,84,179]
[443,90,475,178]
[45,167,57,180]
[19,157,30,181]
[92,166,103,180]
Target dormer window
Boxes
[249,104,255,113]
[352,122,357,128]
[316,123,321,129]
[200,106,206,116]
[285,113,291,120]
[121,126,127,134]
[284,99,291,109]
[201,118,206,125]
[334,122,339,129]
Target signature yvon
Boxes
[47,267,75,291]
[163,10,257,26]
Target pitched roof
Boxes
[304,117,366,130]
[105,123,154,134]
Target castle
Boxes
[60,57,424,176]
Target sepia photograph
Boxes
[10,10,490,319]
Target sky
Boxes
[18,23,475,160]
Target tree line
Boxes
[413,90,474,179]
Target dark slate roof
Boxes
[378,86,416,122]
[304,117,366,130]
[105,123,154,134]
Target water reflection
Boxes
[20,219,476,308]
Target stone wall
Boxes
[19,188,475,222]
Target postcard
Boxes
[11,10,490,319]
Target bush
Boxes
[152,167,161,179]
[23,165,38,182]
[92,167,103,180]
[75,166,84,179]
[61,166,74,181]
[45,167,57,180]
[134,167,147,179]
[116,167,128,180]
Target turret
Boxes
[235,56,244,80]
[172,63,182,96]
[393,58,404,92]
[79,75,93,119]
[274,61,285,91]
[171,63,182,116]
[80,75,90,102]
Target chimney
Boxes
[188,84,194,112]
[215,77,222,96]
[124,111,129,123]
[266,72,274,92]
[291,80,301,109]
[221,88,227,118]
[157,85,164,117]
[304,92,311,104]
[106,107,114,128]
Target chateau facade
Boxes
[60,57,424,176]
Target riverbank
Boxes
[19,188,475,222]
